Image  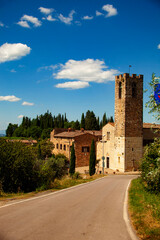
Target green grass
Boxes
[129,178,160,240]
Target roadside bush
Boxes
[38,139,54,159]
[0,138,68,193]
[0,139,38,193]
[37,155,68,190]
[141,138,160,192]
[72,172,82,179]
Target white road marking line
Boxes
[123,179,139,240]
[0,176,106,209]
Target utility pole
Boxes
[100,134,107,175]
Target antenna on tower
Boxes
[129,65,132,75]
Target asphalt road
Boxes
[0,175,137,240]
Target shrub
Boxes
[69,143,76,176]
[37,155,68,189]
[72,172,82,179]
[141,138,160,192]
[89,139,96,176]
[0,139,38,193]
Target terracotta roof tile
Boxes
[54,130,102,138]
[143,123,160,129]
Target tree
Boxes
[141,138,160,192]
[69,143,76,175]
[38,143,42,160]
[39,140,54,159]
[6,123,18,137]
[27,126,42,139]
[102,113,107,127]
[110,116,114,122]
[41,128,53,139]
[96,117,100,130]
[73,120,80,130]
[0,139,37,192]
[80,113,85,129]
[89,139,96,176]
[146,73,160,121]
[85,110,98,130]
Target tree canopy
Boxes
[6,110,114,138]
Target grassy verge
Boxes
[0,174,104,202]
[128,177,160,240]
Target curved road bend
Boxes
[0,175,137,240]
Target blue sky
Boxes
[0,0,160,131]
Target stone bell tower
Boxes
[114,73,143,171]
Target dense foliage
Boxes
[145,73,160,121]
[69,143,76,176]
[141,73,160,192]
[6,110,114,138]
[0,139,68,193]
[89,139,96,176]
[141,138,160,192]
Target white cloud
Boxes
[46,15,56,21]
[55,81,89,90]
[18,115,24,119]
[20,15,41,27]
[17,20,30,28]
[0,22,4,27]
[75,21,81,26]
[0,43,31,63]
[22,101,34,106]
[102,4,118,17]
[0,95,21,102]
[158,44,160,49]
[58,10,75,24]
[37,64,58,72]
[10,69,16,73]
[39,7,54,15]
[96,11,103,16]
[54,59,119,83]
[82,16,93,20]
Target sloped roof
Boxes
[143,123,160,129]
[104,122,160,129]
[54,130,102,138]
[108,122,115,127]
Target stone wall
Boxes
[114,73,143,171]
[97,123,115,170]
[51,137,74,159]
[74,133,98,167]
[51,132,99,168]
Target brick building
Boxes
[97,73,160,172]
[50,128,102,168]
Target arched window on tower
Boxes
[119,82,122,99]
[132,82,136,98]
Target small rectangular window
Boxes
[64,145,66,151]
[107,132,110,140]
[119,82,122,99]
[118,157,120,163]
[56,143,59,149]
[60,144,62,150]
[82,146,89,153]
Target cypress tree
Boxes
[80,113,85,129]
[38,143,42,160]
[89,139,96,176]
[102,113,107,127]
[69,143,76,175]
